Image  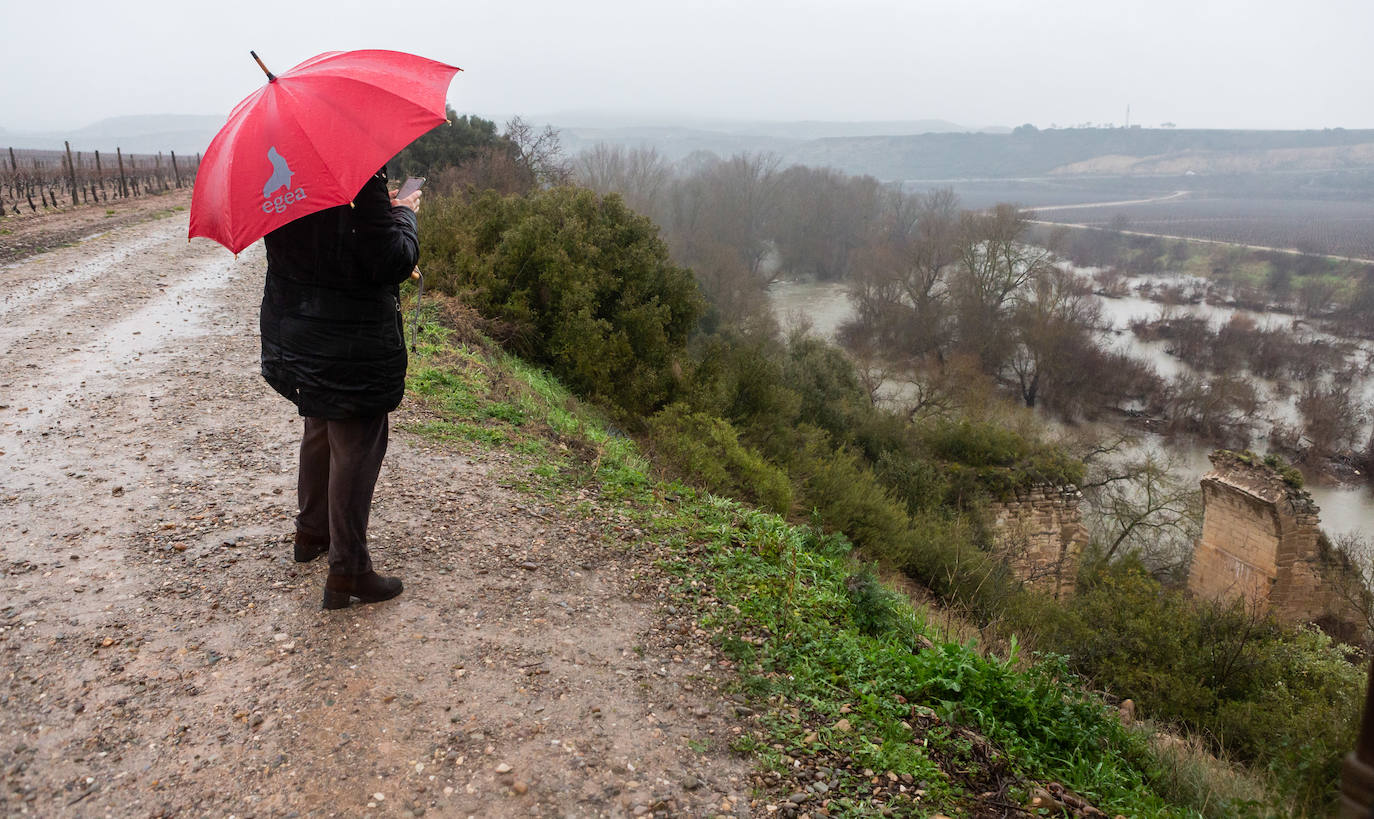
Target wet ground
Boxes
[0,210,753,817]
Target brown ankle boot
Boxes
[294,531,329,563]
[322,571,403,609]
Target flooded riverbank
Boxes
[768,277,1374,544]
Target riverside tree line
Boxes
[575,143,1374,473]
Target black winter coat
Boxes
[260,168,419,419]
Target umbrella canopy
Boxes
[189,50,460,254]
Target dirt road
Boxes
[0,211,751,817]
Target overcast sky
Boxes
[2,0,1370,132]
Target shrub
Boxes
[792,432,911,553]
[420,188,704,416]
[843,565,901,637]
[647,404,792,515]
[918,419,1085,502]
[389,109,509,178]
[891,510,1019,617]
[1027,560,1364,815]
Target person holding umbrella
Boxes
[190,50,460,608]
[262,166,421,608]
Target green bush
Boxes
[647,404,792,515]
[792,432,911,553]
[782,333,871,440]
[874,450,950,515]
[1023,560,1364,815]
[390,109,508,177]
[843,565,901,637]
[918,419,1085,501]
[421,188,704,416]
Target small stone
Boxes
[519,562,538,571]
[733,706,755,717]
[1118,699,1136,724]
[372,792,385,801]
[788,792,809,803]
[681,777,699,791]
[512,781,528,795]
[494,762,513,774]
[832,718,852,732]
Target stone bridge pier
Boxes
[1187,450,1365,639]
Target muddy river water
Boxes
[769,278,1374,544]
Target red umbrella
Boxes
[189,49,460,254]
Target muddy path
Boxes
[0,191,193,266]
[0,215,753,817]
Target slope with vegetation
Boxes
[394,115,1366,816]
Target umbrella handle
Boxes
[410,268,424,353]
[250,51,277,83]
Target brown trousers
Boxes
[296,414,389,576]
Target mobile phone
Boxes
[398,176,425,198]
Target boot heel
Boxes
[321,588,352,610]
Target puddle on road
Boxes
[0,228,178,320]
[1,248,250,459]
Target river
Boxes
[768,278,1374,544]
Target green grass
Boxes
[399,308,1255,818]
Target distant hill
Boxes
[783,127,1374,181]
[549,115,1007,161]
[0,115,222,154]
[551,120,1374,181]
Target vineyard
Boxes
[1036,196,1374,260]
[1,144,198,216]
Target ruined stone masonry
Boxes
[1188,450,1365,637]
[989,486,1089,600]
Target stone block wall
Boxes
[1188,451,1365,635]
[988,486,1088,600]
[1187,472,1283,607]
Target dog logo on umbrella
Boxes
[261,146,307,214]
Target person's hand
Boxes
[389,188,422,214]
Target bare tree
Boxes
[1007,263,1101,408]
[574,143,671,216]
[1080,448,1202,571]
[1320,533,1374,645]
[1164,372,1260,447]
[950,203,1053,370]
[1296,376,1365,457]
[846,188,960,359]
[773,165,881,282]
[504,117,572,187]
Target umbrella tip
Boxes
[250,50,277,83]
